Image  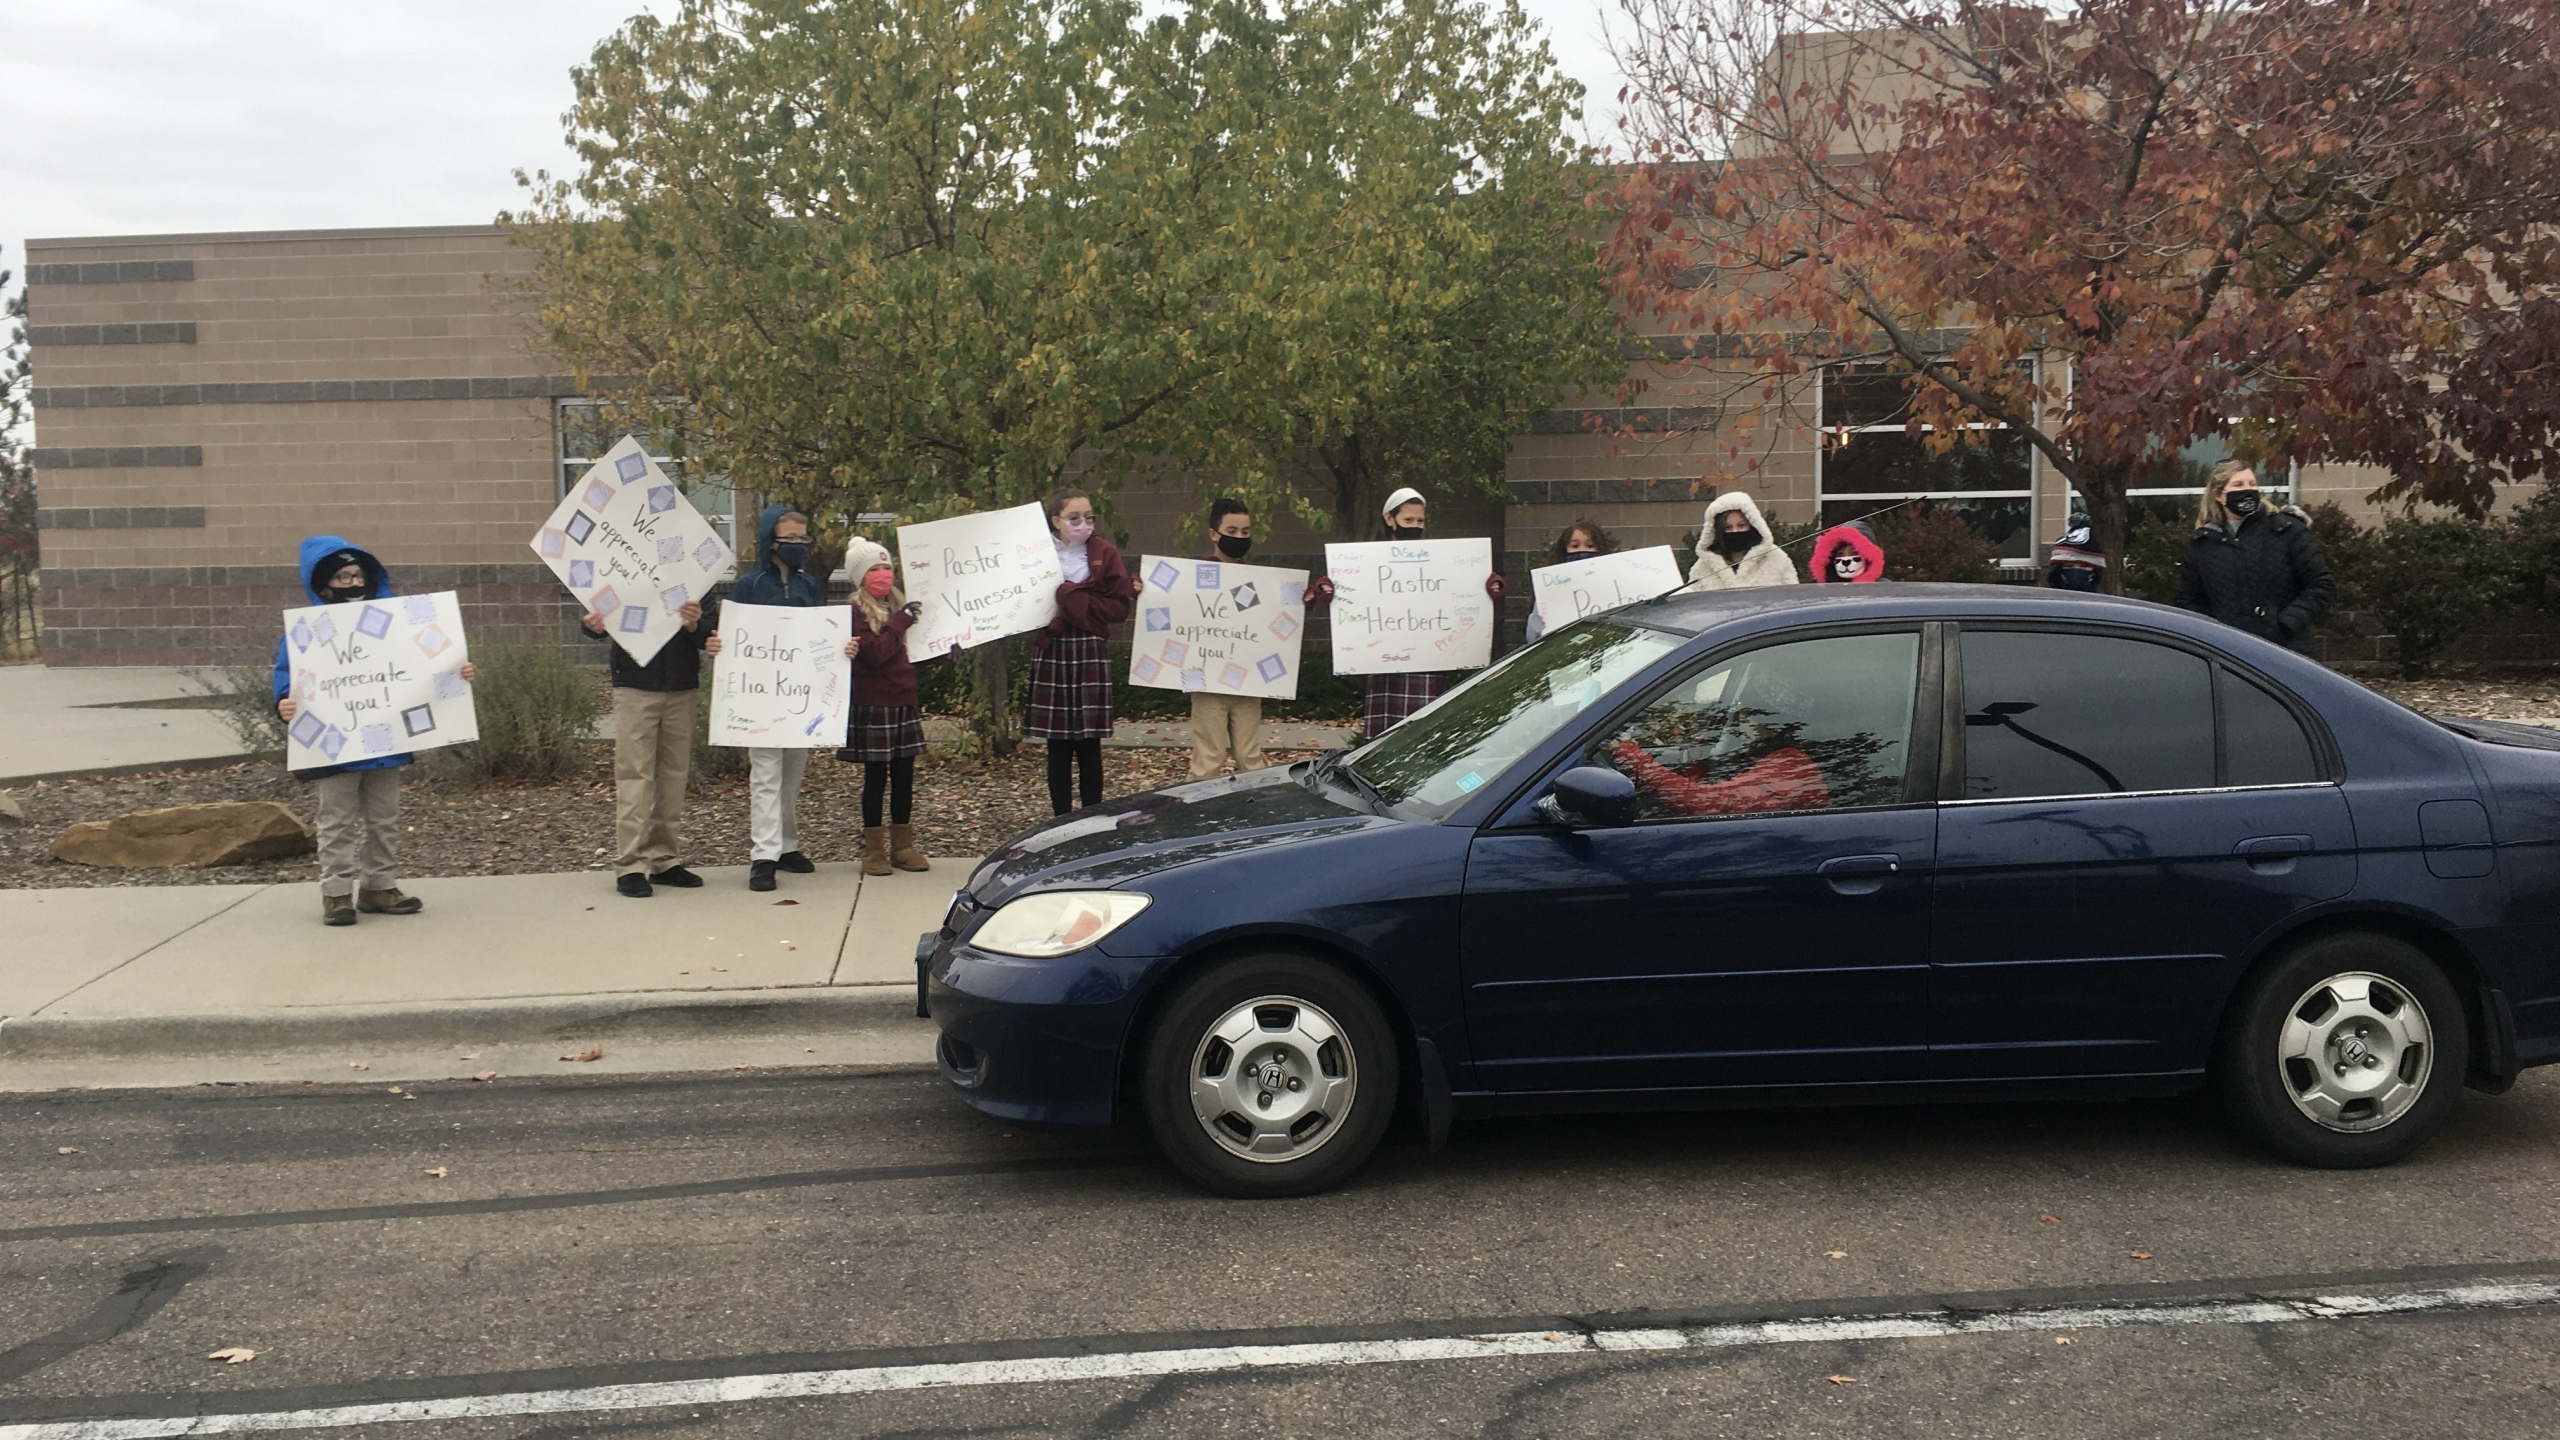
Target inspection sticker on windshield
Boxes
[1455,772,1484,792]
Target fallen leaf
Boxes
[561,1048,605,1063]
[1825,1250,1847,1259]
[2054,1336,2075,1346]
[57,1147,79,1156]
[207,1348,257,1365]
[457,1052,481,1061]
[2039,1214,2060,1224]
[349,1062,370,1071]
[733,1063,756,1071]
[386,1086,403,1094]
[1825,1375,1857,1385]
[803,1048,816,1054]
[2131,1251,2154,1261]
[471,1070,499,1082]
[424,1167,449,1178]
[773,898,799,906]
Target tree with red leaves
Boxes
[1604,0,2560,585]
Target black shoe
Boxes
[776,851,815,874]
[749,860,778,892]
[649,865,703,888]
[617,873,652,898]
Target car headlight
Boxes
[971,891,1153,958]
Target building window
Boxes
[2116,431,2295,530]
[556,400,734,547]
[1817,363,2036,568]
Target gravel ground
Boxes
[5,669,2554,890]
[0,740,1320,890]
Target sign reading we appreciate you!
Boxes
[281,590,478,771]
[709,603,853,748]
[1323,537,1494,676]
[530,435,736,666]
[896,503,1064,662]
[1129,556,1309,699]
[1530,545,1686,629]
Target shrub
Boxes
[2508,479,2560,614]
[2333,511,2520,679]
[2119,514,2193,603]
[1869,502,1998,583]
[434,640,603,782]
[186,662,291,756]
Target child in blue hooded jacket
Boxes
[703,506,857,891]
[273,536,473,926]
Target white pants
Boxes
[747,747,810,862]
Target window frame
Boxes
[1485,619,1945,832]
[1939,620,2343,807]
[1817,361,2040,572]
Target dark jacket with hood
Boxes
[589,594,713,692]
[272,534,408,780]
[2173,507,2335,655]
[726,505,827,609]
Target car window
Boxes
[2222,668,2321,785]
[1588,631,1920,821]
[1961,630,2213,799]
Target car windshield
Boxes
[1340,622,1686,821]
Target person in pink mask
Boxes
[835,538,931,875]
[1028,488,1135,814]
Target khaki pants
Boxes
[748,747,811,861]
[1189,693,1266,779]
[311,767,401,898]
[614,687,696,876]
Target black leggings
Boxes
[1046,737,1104,815]
[861,756,915,827]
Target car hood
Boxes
[961,763,1383,904]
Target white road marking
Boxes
[7,1281,2555,1438]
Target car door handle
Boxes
[1818,854,1901,895]
[2238,834,2313,874]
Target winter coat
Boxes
[2173,509,2335,655]
[591,598,713,691]
[272,534,409,780]
[1044,535,1134,643]
[726,505,826,609]
[1808,522,1884,584]
[1686,493,1799,589]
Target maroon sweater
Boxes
[1047,536,1135,641]
[851,607,920,709]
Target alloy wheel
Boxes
[2276,971,2433,1132]
[1188,995,1359,1163]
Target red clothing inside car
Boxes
[1611,739,1830,815]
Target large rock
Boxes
[50,802,316,869]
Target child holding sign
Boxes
[271,536,473,927]
[1028,489,1134,815]
[1308,488,1507,742]
[837,539,932,875]
[1524,520,1615,643]
[705,506,855,892]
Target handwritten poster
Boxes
[1323,538,1494,676]
[529,435,736,666]
[1529,546,1686,633]
[1128,556,1309,700]
[709,603,854,748]
[281,590,479,771]
[895,504,1065,662]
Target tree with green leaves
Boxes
[0,247,35,660]
[509,0,1622,742]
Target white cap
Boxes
[843,536,893,576]
[1381,486,1425,518]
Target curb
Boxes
[0,984,924,1060]
[1,750,265,787]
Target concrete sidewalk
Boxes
[0,859,964,1084]
[0,663,256,783]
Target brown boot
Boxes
[358,888,423,915]
[889,823,931,872]
[322,893,356,927]
[861,826,892,876]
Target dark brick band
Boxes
[27,446,203,470]
[30,374,587,409]
[1507,476,1704,506]
[40,562,558,591]
[1528,407,1727,436]
[37,507,209,530]
[27,260,196,285]
[28,322,198,346]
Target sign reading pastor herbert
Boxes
[529,435,736,667]
[895,503,1065,662]
[1529,545,1686,630]
[1129,556,1309,699]
[1323,537,1495,676]
[709,603,854,748]
[281,590,479,771]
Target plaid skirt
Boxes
[1026,632,1115,740]
[837,705,926,763]
[1363,671,1449,741]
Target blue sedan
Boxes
[922,585,2560,1196]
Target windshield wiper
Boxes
[1313,749,1388,812]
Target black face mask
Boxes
[1714,526,1757,554]
[1215,534,1251,560]
[1391,524,1427,540]
[325,583,367,602]
[2049,567,2103,592]
[2225,489,2264,519]
[772,540,811,570]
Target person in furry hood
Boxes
[1687,492,1799,589]
[1808,520,1885,584]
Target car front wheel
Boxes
[1139,955,1399,1198]
[2217,933,2468,1168]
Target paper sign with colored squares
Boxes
[1322,537,1494,676]
[1128,556,1309,700]
[708,602,854,748]
[281,589,478,771]
[529,435,735,667]
[1528,545,1686,632]
[894,503,1065,662]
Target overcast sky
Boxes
[0,0,1624,268]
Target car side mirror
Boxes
[1536,766,1639,828]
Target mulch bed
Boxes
[0,740,1320,891]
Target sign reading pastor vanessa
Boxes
[895,504,1066,662]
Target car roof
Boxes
[1628,581,2213,637]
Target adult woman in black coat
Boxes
[2174,460,2335,656]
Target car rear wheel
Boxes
[2217,933,2467,1168]
[1139,955,1398,1198]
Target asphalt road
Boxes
[7,1063,2560,1437]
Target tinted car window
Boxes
[1592,631,1919,821]
[1961,631,2212,799]
[2223,668,2321,785]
